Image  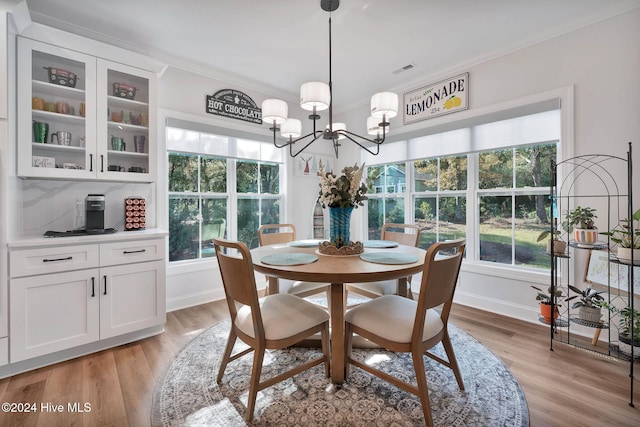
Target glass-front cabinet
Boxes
[17,37,156,182]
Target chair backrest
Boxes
[382,223,421,247]
[414,238,466,338]
[213,238,263,335]
[258,223,296,246]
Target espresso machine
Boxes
[85,194,106,232]
[44,194,116,237]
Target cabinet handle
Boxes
[91,277,95,297]
[104,275,107,295]
[100,155,104,173]
[43,256,73,263]
[90,154,93,172]
[123,249,146,254]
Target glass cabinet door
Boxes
[97,60,156,181]
[17,38,97,179]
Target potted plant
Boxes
[531,285,564,323]
[537,226,566,256]
[563,206,598,245]
[565,285,605,322]
[603,303,640,357]
[600,208,640,263]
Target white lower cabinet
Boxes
[100,261,164,339]
[10,269,100,362]
[9,237,166,363]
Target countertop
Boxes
[8,228,168,249]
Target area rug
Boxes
[151,318,529,426]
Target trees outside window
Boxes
[168,152,282,261]
[367,142,556,269]
[414,156,467,249]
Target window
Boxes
[362,107,562,271]
[478,144,555,268]
[167,125,284,262]
[168,153,228,262]
[414,155,467,249]
[236,160,281,249]
[366,163,406,239]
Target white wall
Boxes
[160,9,640,322]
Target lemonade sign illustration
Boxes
[403,73,469,124]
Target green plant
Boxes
[599,208,640,249]
[531,285,563,306]
[563,206,597,231]
[565,285,605,309]
[536,228,561,242]
[603,303,640,340]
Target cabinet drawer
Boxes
[10,244,99,278]
[99,238,164,266]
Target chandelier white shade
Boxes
[261,0,397,158]
[280,119,302,139]
[370,92,399,119]
[261,99,288,125]
[327,122,347,140]
[300,82,331,111]
[367,116,389,136]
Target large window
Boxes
[167,125,284,262]
[363,108,561,271]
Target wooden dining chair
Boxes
[344,238,466,427]
[258,223,330,301]
[346,223,421,300]
[213,238,331,421]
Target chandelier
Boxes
[261,0,398,158]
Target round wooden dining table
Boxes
[251,241,427,384]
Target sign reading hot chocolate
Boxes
[403,73,468,124]
[206,89,262,124]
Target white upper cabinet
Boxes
[17,37,156,182]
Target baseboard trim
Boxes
[166,289,224,312]
[0,325,164,379]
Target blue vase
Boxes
[329,206,353,248]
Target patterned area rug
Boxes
[151,318,529,426]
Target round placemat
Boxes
[261,253,318,266]
[363,240,399,248]
[360,252,418,265]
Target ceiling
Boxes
[23,0,640,111]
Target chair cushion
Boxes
[348,280,397,296]
[345,295,443,343]
[236,293,329,340]
[288,281,329,295]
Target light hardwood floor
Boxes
[0,300,638,426]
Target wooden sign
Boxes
[403,73,469,124]
[206,89,262,124]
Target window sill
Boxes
[461,260,549,284]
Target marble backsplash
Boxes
[18,180,156,239]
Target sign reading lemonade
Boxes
[403,73,469,124]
